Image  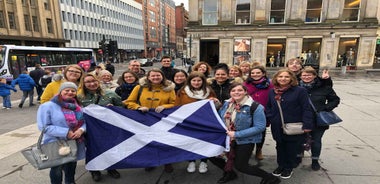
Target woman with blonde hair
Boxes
[78,73,122,181]
[40,64,84,103]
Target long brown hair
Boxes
[184,71,209,95]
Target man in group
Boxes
[160,56,177,82]
[128,60,145,78]
[29,64,45,102]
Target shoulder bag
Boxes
[276,101,304,135]
[21,128,78,170]
[308,99,342,126]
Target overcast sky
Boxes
[173,0,188,10]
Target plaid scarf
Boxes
[223,96,248,172]
[51,95,84,142]
[274,85,291,101]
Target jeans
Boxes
[50,161,77,184]
[20,90,34,105]
[2,95,11,108]
[311,128,326,160]
[209,143,271,179]
[275,134,305,169]
[36,85,43,101]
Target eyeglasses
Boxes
[130,65,140,67]
[67,70,82,74]
[84,80,98,84]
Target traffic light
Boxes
[109,40,118,56]
[104,43,109,56]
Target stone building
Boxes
[0,0,65,46]
[187,0,380,69]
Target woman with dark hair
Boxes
[210,83,280,184]
[243,65,274,161]
[124,68,176,173]
[173,69,188,93]
[174,71,220,174]
[115,70,139,101]
[266,69,314,179]
[209,66,233,103]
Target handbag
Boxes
[276,101,304,135]
[316,111,342,126]
[308,99,342,126]
[21,129,78,170]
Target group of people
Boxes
[34,56,340,184]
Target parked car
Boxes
[151,57,161,63]
[138,58,153,66]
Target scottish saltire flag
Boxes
[83,100,228,170]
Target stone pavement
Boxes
[1,63,380,184]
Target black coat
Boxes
[303,78,340,129]
[210,79,233,102]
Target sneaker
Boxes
[272,167,283,177]
[6,108,10,110]
[2,107,6,109]
[198,161,208,173]
[107,169,120,178]
[18,104,23,108]
[311,160,321,171]
[280,169,293,179]
[217,171,237,183]
[187,162,196,173]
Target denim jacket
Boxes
[219,96,266,145]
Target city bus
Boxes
[0,45,95,82]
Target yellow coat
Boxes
[40,80,83,104]
[124,83,176,110]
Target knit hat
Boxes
[59,82,78,93]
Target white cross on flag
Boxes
[83,100,228,170]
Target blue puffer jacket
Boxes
[0,83,16,96]
[11,74,35,91]
[219,96,266,145]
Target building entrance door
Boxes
[200,40,219,67]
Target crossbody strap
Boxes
[276,101,285,128]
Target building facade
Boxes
[175,3,189,58]
[187,0,380,69]
[0,0,65,46]
[60,0,144,61]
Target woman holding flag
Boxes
[174,71,220,174]
[209,83,280,184]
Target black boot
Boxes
[217,171,237,183]
[260,175,281,184]
[90,171,101,182]
[311,159,320,171]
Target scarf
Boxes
[223,95,249,172]
[51,95,84,142]
[250,77,270,89]
[274,85,291,101]
[299,80,316,92]
[119,82,137,100]
[184,86,210,100]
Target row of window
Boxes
[59,0,141,20]
[0,11,53,33]
[61,11,143,35]
[63,29,144,47]
[203,0,361,25]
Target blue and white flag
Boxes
[83,100,228,170]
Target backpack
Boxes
[250,101,260,115]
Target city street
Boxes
[0,63,380,183]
